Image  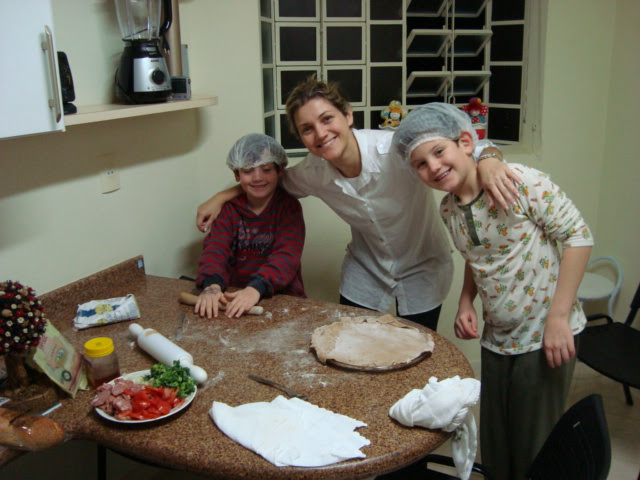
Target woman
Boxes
[196,77,520,331]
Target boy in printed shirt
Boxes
[195,133,305,319]
[392,103,593,480]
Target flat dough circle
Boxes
[311,314,435,368]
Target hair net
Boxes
[392,103,478,166]
[226,133,289,171]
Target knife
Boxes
[178,292,264,315]
[248,374,308,400]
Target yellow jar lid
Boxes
[84,337,114,357]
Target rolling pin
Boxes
[179,292,264,315]
[129,323,208,383]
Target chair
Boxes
[527,394,611,480]
[578,281,640,405]
[578,256,623,318]
[376,394,611,480]
[375,454,495,480]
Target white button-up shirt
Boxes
[282,129,454,315]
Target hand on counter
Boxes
[195,284,225,319]
[179,292,264,316]
[223,287,260,318]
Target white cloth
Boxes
[210,395,370,467]
[282,129,454,315]
[389,376,481,480]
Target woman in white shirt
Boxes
[196,77,520,331]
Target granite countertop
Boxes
[1,257,473,479]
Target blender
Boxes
[115,0,172,104]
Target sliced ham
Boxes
[92,378,144,417]
[91,388,112,407]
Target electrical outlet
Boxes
[100,168,120,193]
[98,153,120,194]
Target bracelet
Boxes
[477,153,500,162]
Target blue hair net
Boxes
[392,103,478,165]
[226,133,288,171]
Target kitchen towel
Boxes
[210,395,370,467]
[389,376,481,480]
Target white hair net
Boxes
[392,103,478,166]
[226,133,288,171]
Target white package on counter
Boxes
[74,294,140,329]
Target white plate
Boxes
[94,370,197,424]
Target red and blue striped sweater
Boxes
[196,187,306,299]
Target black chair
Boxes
[527,394,610,480]
[377,394,610,480]
[578,281,640,405]
[376,454,495,480]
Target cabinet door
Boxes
[0,0,64,140]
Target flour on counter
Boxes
[283,370,333,389]
[200,370,226,392]
[232,320,303,354]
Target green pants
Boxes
[480,344,576,480]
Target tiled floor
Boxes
[567,361,640,480]
[0,361,638,479]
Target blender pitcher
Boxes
[115,0,173,104]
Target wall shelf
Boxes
[63,94,218,126]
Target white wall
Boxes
[0,0,263,293]
[592,0,640,318]
[1,0,637,371]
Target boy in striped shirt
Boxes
[196,134,305,319]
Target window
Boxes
[260,0,536,153]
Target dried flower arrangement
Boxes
[1,281,48,388]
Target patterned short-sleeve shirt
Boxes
[440,164,594,355]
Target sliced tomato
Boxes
[139,409,160,419]
[156,401,171,415]
[146,406,162,415]
[148,395,172,413]
[161,388,177,403]
[132,399,151,413]
[115,410,133,420]
[146,386,165,397]
[126,411,147,420]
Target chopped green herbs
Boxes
[144,361,197,398]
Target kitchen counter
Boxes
[1,256,474,479]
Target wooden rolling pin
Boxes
[179,292,264,315]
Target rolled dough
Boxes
[311,314,434,368]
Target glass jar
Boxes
[84,337,121,388]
